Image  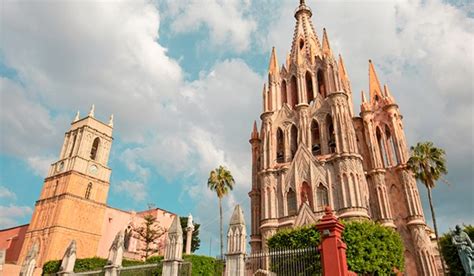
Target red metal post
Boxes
[316,206,354,276]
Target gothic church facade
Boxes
[248,1,438,275]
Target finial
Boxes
[73,111,80,122]
[322,28,333,57]
[88,104,95,117]
[368,60,383,103]
[251,120,259,140]
[187,213,194,229]
[108,114,114,127]
[268,47,279,76]
[361,90,367,103]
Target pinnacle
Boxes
[268,47,279,76]
[169,215,182,235]
[230,205,245,226]
[322,28,333,57]
[368,60,383,103]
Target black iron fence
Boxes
[245,247,321,276]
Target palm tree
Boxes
[207,165,235,259]
[407,141,447,274]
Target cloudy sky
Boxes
[0,0,472,256]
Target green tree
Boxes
[134,214,166,260]
[267,221,405,275]
[439,225,474,276]
[207,165,235,259]
[407,141,448,274]
[180,216,201,253]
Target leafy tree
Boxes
[207,165,235,259]
[440,225,474,276]
[407,141,448,274]
[134,214,166,260]
[267,221,405,275]
[180,216,201,253]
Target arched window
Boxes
[290,125,298,159]
[281,80,288,106]
[90,137,100,160]
[287,188,297,215]
[317,69,326,98]
[69,134,77,157]
[300,181,313,208]
[311,120,321,156]
[85,183,92,199]
[305,72,314,104]
[276,128,284,163]
[385,126,400,165]
[290,76,298,108]
[316,184,328,210]
[326,115,336,153]
[376,127,388,167]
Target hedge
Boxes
[43,254,222,276]
[267,221,405,275]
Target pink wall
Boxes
[97,207,176,259]
[0,224,29,263]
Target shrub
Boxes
[183,254,223,276]
[267,221,405,275]
[42,260,61,275]
[440,225,474,276]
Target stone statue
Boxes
[452,225,474,275]
[107,230,125,267]
[124,225,132,251]
[20,242,39,276]
[187,214,194,229]
[59,240,77,273]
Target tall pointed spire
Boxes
[290,0,322,63]
[322,28,333,58]
[338,54,350,91]
[368,60,383,103]
[268,47,279,76]
[361,90,367,103]
[88,104,95,118]
[251,121,259,140]
[73,111,80,122]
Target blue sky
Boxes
[0,0,473,256]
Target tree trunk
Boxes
[427,186,446,275]
[219,196,223,259]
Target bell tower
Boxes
[19,105,114,266]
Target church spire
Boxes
[368,60,383,103]
[250,121,259,140]
[268,47,279,77]
[290,0,322,63]
[322,28,333,58]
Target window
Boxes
[69,134,77,157]
[290,76,298,108]
[90,137,100,160]
[316,184,329,209]
[290,125,298,159]
[376,127,388,167]
[299,39,304,50]
[317,70,326,98]
[85,183,92,199]
[305,72,314,104]
[281,80,288,106]
[287,188,297,216]
[311,120,321,155]
[276,128,284,163]
[326,115,336,153]
[386,126,400,165]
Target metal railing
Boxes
[245,247,321,276]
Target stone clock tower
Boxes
[19,105,114,266]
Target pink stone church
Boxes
[248,1,440,275]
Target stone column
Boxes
[58,240,77,275]
[163,216,183,276]
[316,207,354,276]
[225,205,247,276]
[185,214,195,255]
[104,231,125,276]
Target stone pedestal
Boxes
[225,205,247,276]
[162,216,183,276]
[104,265,119,276]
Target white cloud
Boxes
[161,0,257,52]
[0,186,16,200]
[0,205,33,229]
[26,155,55,177]
[115,180,147,202]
